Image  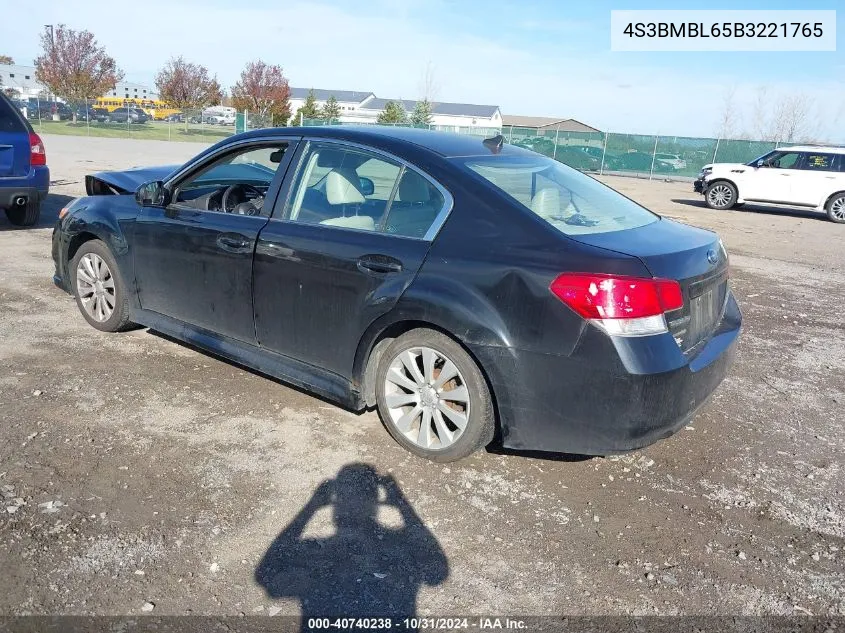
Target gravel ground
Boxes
[0,134,843,617]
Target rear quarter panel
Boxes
[353,158,654,390]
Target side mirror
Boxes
[756,159,767,168]
[358,177,375,197]
[135,180,170,207]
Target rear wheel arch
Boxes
[356,319,500,432]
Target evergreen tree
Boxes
[410,99,434,126]
[293,89,321,125]
[377,100,409,124]
[320,95,342,123]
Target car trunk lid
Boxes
[571,218,729,353]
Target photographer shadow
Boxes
[255,463,448,622]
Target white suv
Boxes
[655,153,687,170]
[694,146,845,223]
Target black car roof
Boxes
[233,125,531,159]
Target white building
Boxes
[288,88,376,120]
[0,63,159,101]
[289,87,502,131]
[0,64,44,99]
[106,80,159,101]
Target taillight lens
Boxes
[29,133,46,166]
[550,273,684,337]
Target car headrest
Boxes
[326,169,365,205]
[397,172,431,203]
[320,215,375,231]
[317,148,350,168]
[530,187,561,219]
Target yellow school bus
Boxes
[94,97,181,120]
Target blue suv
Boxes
[0,92,49,226]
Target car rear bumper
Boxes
[0,166,50,208]
[472,292,741,456]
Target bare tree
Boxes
[715,86,740,139]
[231,60,291,126]
[418,61,439,103]
[769,93,816,144]
[0,55,13,65]
[34,25,123,120]
[748,86,771,140]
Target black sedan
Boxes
[51,127,741,462]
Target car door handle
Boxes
[357,255,403,274]
[217,233,251,250]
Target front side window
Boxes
[456,155,657,235]
[800,153,836,171]
[754,150,802,169]
[286,142,448,238]
[170,144,290,216]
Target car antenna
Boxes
[483,134,505,154]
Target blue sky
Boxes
[0,0,842,138]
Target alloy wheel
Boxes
[707,184,734,208]
[831,196,845,221]
[76,253,116,322]
[383,346,470,450]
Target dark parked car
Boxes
[0,92,49,226]
[605,151,676,173]
[51,127,740,461]
[74,106,110,123]
[109,107,149,123]
[26,100,72,121]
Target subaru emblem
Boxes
[706,249,718,265]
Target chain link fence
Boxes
[297,119,797,179]
[21,99,836,179]
[23,98,238,143]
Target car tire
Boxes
[375,328,495,462]
[70,240,134,333]
[704,180,738,210]
[4,199,40,226]
[825,192,845,224]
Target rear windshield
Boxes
[455,155,658,235]
[0,94,27,133]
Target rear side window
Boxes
[800,153,836,171]
[457,155,657,235]
[383,169,446,239]
[0,94,27,133]
[286,141,449,239]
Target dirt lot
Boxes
[1,135,843,617]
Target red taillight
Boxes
[29,133,46,167]
[550,273,684,337]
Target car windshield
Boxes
[455,155,658,235]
